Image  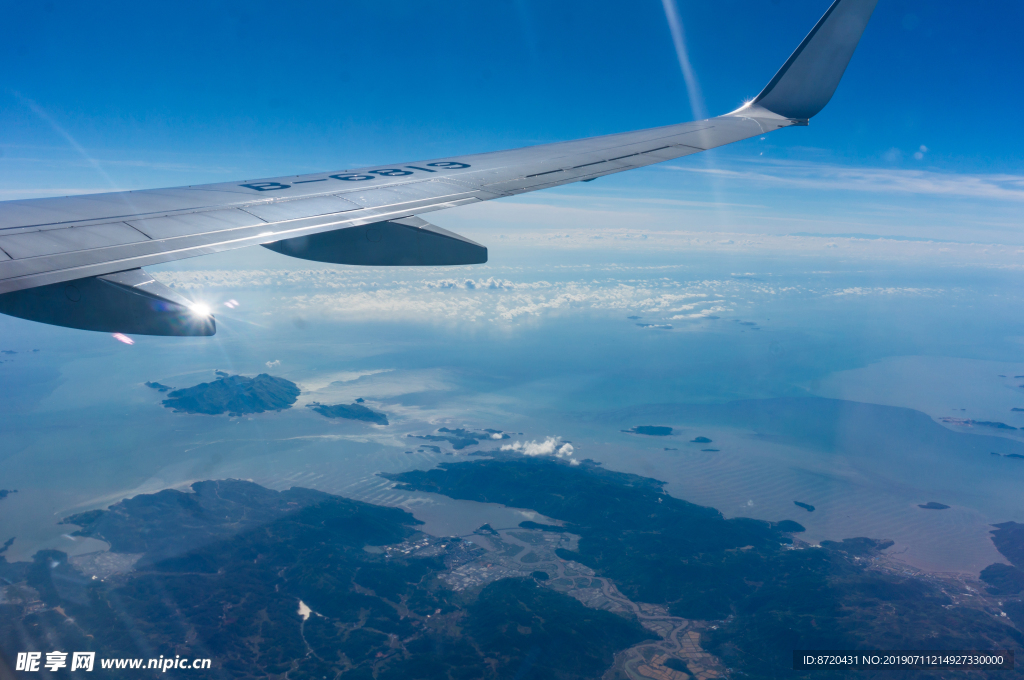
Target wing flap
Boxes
[128,208,267,239]
[240,195,360,222]
[0,223,150,259]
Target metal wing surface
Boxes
[0,0,878,335]
[0,114,789,296]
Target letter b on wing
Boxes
[240,182,291,191]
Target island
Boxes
[690,436,712,443]
[407,427,505,450]
[918,502,951,510]
[794,501,815,512]
[701,448,719,452]
[160,373,300,416]
[940,417,1017,430]
[0,489,16,501]
[144,381,171,392]
[623,426,673,436]
[307,401,388,425]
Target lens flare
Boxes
[189,303,212,317]
[112,333,134,345]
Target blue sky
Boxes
[0,0,1021,241]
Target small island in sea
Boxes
[691,436,712,443]
[160,373,300,416]
[407,427,509,451]
[623,426,673,436]
[918,502,951,510]
[0,489,17,501]
[144,381,171,392]
[308,401,388,425]
[794,501,815,512]
[940,417,1017,430]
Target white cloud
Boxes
[266,359,281,369]
[664,160,1024,202]
[501,436,578,464]
[147,261,966,329]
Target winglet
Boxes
[751,0,879,121]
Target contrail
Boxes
[660,0,708,121]
[13,91,119,191]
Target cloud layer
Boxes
[665,160,1024,202]
[501,436,577,464]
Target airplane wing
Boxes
[0,0,878,336]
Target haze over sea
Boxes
[3,218,1024,574]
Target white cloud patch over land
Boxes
[501,436,578,464]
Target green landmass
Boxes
[407,428,483,449]
[981,522,1024,608]
[624,426,673,436]
[308,401,388,425]
[990,522,1024,566]
[1,479,648,680]
[941,417,1017,431]
[980,564,1024,597]
[386,456,1022,679]
[977,421,1017,430]
[6,456,1023,680]
[61,480,348,565]
[161,373,300,416]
